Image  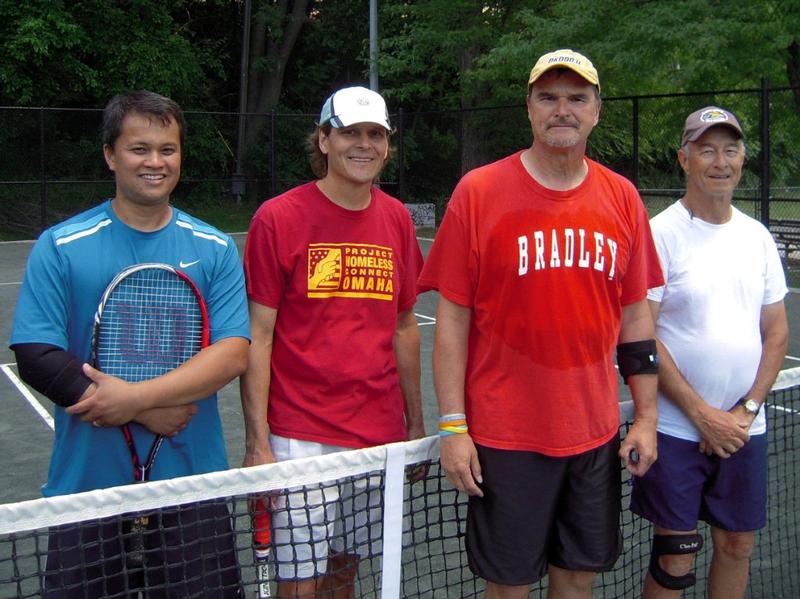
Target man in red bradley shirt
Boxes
[419,49,663,599]
[241,86,425,599]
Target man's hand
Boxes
[136,405,198,436]
[440,434,483,497]
[242,442,277,469]
[620,418,657,476]
[694,405,750,458]
[66,363,143,426]
[405,421,430,483]
[696,405,752,457]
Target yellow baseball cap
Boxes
[528,49,600,92]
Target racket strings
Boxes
[96,269,204,382]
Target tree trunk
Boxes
[244,0,311,150]
[458,45,491,174]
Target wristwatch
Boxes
[738,397,761,416]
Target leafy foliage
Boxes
[2,0,800,230]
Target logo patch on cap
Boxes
[357,95,370,106]
[548,55,580,65]
[700,109,729,123]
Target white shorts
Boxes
[270,435,384,580]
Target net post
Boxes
[380,442,406,599]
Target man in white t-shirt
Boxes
[631,106,788,599]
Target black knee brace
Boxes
[649,533,704,590]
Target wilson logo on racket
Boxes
[115,304,200,364]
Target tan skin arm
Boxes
[433,296,483,497]
[710,299,788,452]
[395,309,426,441]
[67,336,249,426]
[618,298,659,476]
[239,301,278,468]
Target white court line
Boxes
[0,281,21,286]
[785,355,800,362]
[771,404,800,415]
[414,313,436,326]
[1,363,54,430]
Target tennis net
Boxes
[1,368,798,598]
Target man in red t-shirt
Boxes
[419,49,663,599]
[241,86,425,599]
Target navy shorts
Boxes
[43,499,242,598]
[630,431,767,532]
[466,437,622,586]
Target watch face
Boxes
[744,399,760,414]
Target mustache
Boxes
[546,118,580,129]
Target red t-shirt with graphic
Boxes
[245,182,423,448]
[418,152,663,456]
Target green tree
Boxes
[0,0,236,107]
[380,0,526,172]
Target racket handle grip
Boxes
[255,547,271,598]
[255,547,270,561]
[253,497,272,547]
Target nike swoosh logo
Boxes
[179,260,200,268]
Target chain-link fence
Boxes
[2,83,798,243]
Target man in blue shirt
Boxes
[10,90,250,597]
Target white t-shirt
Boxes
[648,200,787,441]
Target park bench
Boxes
[769,219,800,261]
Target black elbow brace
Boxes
[617,339,658,384]
[12,343,92,407]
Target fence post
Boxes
[39,108,47,232]
[397,107,405,202]
[760,77,770,226]
[270,109,277,199]
[632,97,640,189]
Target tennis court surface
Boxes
[0,235,798,597]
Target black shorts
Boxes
[466,437,622,586]
[43,499,242,598]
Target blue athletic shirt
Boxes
[10,200,250,496]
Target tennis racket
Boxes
[92,263,209,566]
[252,496,272,598]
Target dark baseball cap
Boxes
[681,106,744,147]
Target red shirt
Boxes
[419,152,663,456]
[245,182,423,448]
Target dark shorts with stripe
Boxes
[631,431,767,532]
[43,499,242,598]
[466,436,622,586]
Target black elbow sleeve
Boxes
[11,343,92,407]
[617,339,659,384]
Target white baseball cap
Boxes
[318,86,391,131]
